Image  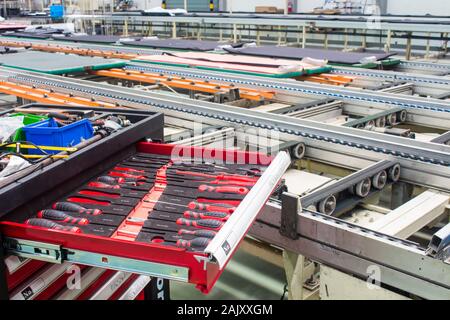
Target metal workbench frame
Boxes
[3,68,448,191]
[250,202,450,300]
[66,14,450,33]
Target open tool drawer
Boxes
[0,141,290,293]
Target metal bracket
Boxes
[3,238,63,264]
[343,107,407,128]
[0,234,8,300]
[3,237,189,282]
[280,192,300,240]
[300,159,399,215]
[430,131,450,145]
[267,141,306,160]
[426,222,450,263]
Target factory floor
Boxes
[171,248,287,300]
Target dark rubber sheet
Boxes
[121,39,233,51]
[5,27,65,39]
[224,46,395,65]
[53,35,138,44]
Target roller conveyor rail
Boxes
[123,65,450,114]
[6,70,449,168]
[250,202,450,300]
[299,160,399,215]
[91,68,275,102]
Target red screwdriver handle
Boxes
[26,218,81,233]
[37,210,89,225]
[183,211,229,221]
[175,170,258,183]
[212,180,255,187]
[78,190,120,199]
[114,166,145,174]
[219,174,258,183]
[53,202,102,216]
[198,185,249,195]
[109,171,147,180]
[188,201,235,214]
[176,218,223,231]
[88,181,121,189]
[176,237,211,249]
[177,229,216,238]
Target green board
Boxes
[0,51,126,74]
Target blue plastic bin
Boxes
[22,118,94,154]
[50,4,65,19]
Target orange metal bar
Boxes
[298,73,354,86]
[92,68,275,101]
[0,40,277,100]
[0,81,118,108]
[0,40,139,60]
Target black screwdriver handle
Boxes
[97,176,124,185]
[176,218,223,231]
[26,218,81,233]
[53,202,102,215]
[177,229,217,239]
[176,237,211,249]
[183,211,229,221]
[37,210,89,225]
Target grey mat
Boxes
[121,39,232,51]
[224,46,396,65]
[5,27,64,39]
[53,35,138,44]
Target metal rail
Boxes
[92,68,274,101]
[300,160,397,211]
[66,14,450,33]
[431,132,450,145]
[6,69,449,163]
[124,64,450,114]
[332,66,450,87]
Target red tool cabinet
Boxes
[0,104,290,298]
[0,104,168,300]
[1,142,289,294]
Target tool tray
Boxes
[0,136,289,292]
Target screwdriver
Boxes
[187,201,236,214]
[25,218,82,233]
[52,202,102,215]
[177,229,217,238]
[164,178,255,188]
[197,185,249,195]
[183,211,230,221]
[172,170,258,183]
[88,181,121,189]
[108,171,148,180]
[176,218,224,231]
[37,210,89,225]
[97,176,125,185]
[113,166,157,174]
[176,237,211,249]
